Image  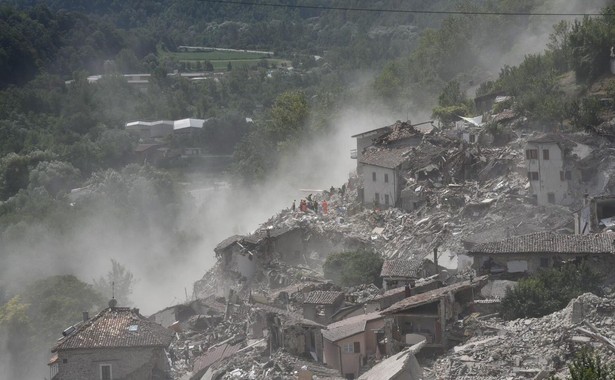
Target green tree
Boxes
[323,251,384,287]
[551,349,615,380]
[266,90,309,144]
[501,262,603,320]
[0,296,32,379]
[28,160,81,196]
[93,259,136,307]
[432,81,472,125]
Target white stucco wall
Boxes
[360,164,398,208]
[526,142,570,206]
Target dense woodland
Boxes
[2,0,615,378]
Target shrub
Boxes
[323,250,384,287]
[501,262,603,320]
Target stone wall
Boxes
[56,347,169,380]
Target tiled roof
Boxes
[467,232,615,255]
[243,225,297,245]
[527,133,567,144]
[381,276,488,315]
[491,109,516,123]
[359,147,409,169]
[253,303,325,328]
[377,121,421,144]
[303,290,344,305]
[192,343,242,376]
[322,311,383,342]
[214,235,243,252]
[53,307,173,352]
[380,259,422,278]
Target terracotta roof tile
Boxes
[467,232,615,255]
[192,343,242,375]
[321,311,383,342]
[253,303,325,328]
[359,147,409,169]
[380,259,422,278]
[53,307,173,351]
[381,276,487,315]
[303,290,344,305]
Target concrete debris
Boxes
[171,121,615,380]
[428,293,615,379]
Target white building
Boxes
[125,120,174,140]
[173,118,206,134]
[525,135,576,206]
[358,147,409,208]
[352,121,425,209]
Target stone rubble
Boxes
[170,119,615,379]
[427,292,615,379]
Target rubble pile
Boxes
[183,124,615,380]
[213,350,343,380]
[429,293,615,379]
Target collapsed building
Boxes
[113,106,615,379]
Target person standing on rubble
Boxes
[291,200,296,212]
[322,199,328,214]
[313,199,319,214]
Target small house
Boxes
[251,302,325,361]
[49,303,173,380]
[525,134,591,206]
[302,290,345,325]
[467,231,615,275]
[381,277,486,351]
[380,259,424,291]
[322,311,385,379]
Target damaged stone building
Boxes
[467,231,615,275]
[49,302,173,380]
[525,134,593,206]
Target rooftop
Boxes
[359,147,410,169]
[380,259,423,278]
[303,290,344,305]
[321,311,383,342]
[381,277,487,315]
[53,307,173,352]
[253,302,325,328]
[173,118,205,130]
[192,343,242,377]
[467,232,615,255]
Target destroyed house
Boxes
[321,311,385,379]
[303,290,345,324]
[353,121,423,209]
[381,277,487,350]
[467,231,615,275]
[358,147,409,209]
[49,304,173,380]
[190,342,242,380]
[214,234,257,280]
[577,195,615,234]
[525,134,583,206]
[357,341,425,380]
[251,302,325,361]
[380,259,424,291]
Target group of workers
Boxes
[292,195,328,214]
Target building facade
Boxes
[50,305,173,380]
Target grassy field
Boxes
[161,49,290,71]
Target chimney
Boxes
[433,247,439,275]
[82,311,89,322]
